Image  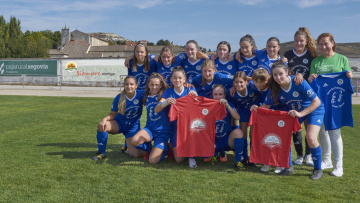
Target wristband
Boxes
[161,99,168,108]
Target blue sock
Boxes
[96,130,108,154]
[310,146,322,170]
[232,125,239,130]
[234,138,244,163]
[159,150,167,163]
[288,150,293,167]
[242,138,249,160]
[135,142,150,152]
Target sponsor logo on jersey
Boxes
[249,93,254,97]
[196,66,201,71]
[323,83,328,87]
[202,108,209,115]
[262,133,282,149]
[303,59,309,64]
[252,60,257,66]
[184,65,188,69]
[135,73,148,87]
[293,91,299,97]
[337,79,343,85]
[160,143,164,146]
[227,65,232,70]
[261,59,265,62]
[189,118,207,133]
[307,89,314,97]
[278,120,285,127]
[125,106,140,119]
[215,120,226,137]
[179,53,186,59]
[328,87,345,108]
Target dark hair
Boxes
[217,41,231,53]
[252,68,270,82]
[267,37,281,56]
[233,71,247,82]
[268,60,288,104]
[212,84,226,96]
[159,46,175,64]
[143,73,168,105]
[118,75,137,115]
[240,34,257,56]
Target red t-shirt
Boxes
[169,95,227,157]
[249,108,302,168]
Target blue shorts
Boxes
[297,107,325,127]
[215,133,232,152]
[143,127,171,151]
[239,108,251,123]
[116,120,140,139]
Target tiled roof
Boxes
[89,45,186,53]
[60,41,102,58]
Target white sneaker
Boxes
[331,167,343,177]
[274,167,284,174]
[260,164,270,172]
[321,159,333,170]
[189,158,197,168]
[304,154,314,166]
[294,155,304,165]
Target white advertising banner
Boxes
[62,59,128,82]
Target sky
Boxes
[0,0,359,51]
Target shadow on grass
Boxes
[38,142,98,148]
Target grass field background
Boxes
[1,95,359,202]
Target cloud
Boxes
[295,0,324,8]
[236,0,266,5]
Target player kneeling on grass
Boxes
[94,75,145,160]
[203,84,245,171]
[131,73,171,164]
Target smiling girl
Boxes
[94,75,144,160]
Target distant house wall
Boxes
[71,30,91,44]
[91,38,108,46]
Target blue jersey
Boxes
[215,102,236,140]
[192,72,233,98]
[264,76,324,113]
[226,84,262,122]
[145,94,171,133]
[155,61,180,87]
[310,71,354,130]
[111,90,144,126]
[179,54,205,84]
[255,49,280,74]
[128,59,156,90]
[237,55,259,77]
[209,55,237,76]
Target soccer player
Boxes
[131,73,171,164]
[155,46,185,87]
[227,71,262,167]
[236,34,259,80]
[209,41,237,78]
[154,66,198,167]
[209,84,245,171]
[308,33,353,177]
[252,60,325,180]
[191,59,233,98]
[94,75,144,160]
[284,27,319,166]
[127,43,156,90]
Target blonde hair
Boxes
[118,75,137,115]
[200,59,217,86]
[295,27,319,58]
[132,43,150,72]
[142,73,168,104]
[159,46,175,64]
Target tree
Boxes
[156,39,171,46]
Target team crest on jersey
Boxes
[133,99,139,105]
[202,109,209,115]
[293,91,299,97]
[252,60,257,66]
[307,89,314,97]
[337,79,343,85]
[278,120,285,127]
[196,66,201,71]
[303,59,309,64]
[189,118,207,133]
[262,133,282,149]
[249,93,254,97]
[227,65,232,70]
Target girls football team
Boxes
[94,28,353,180]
